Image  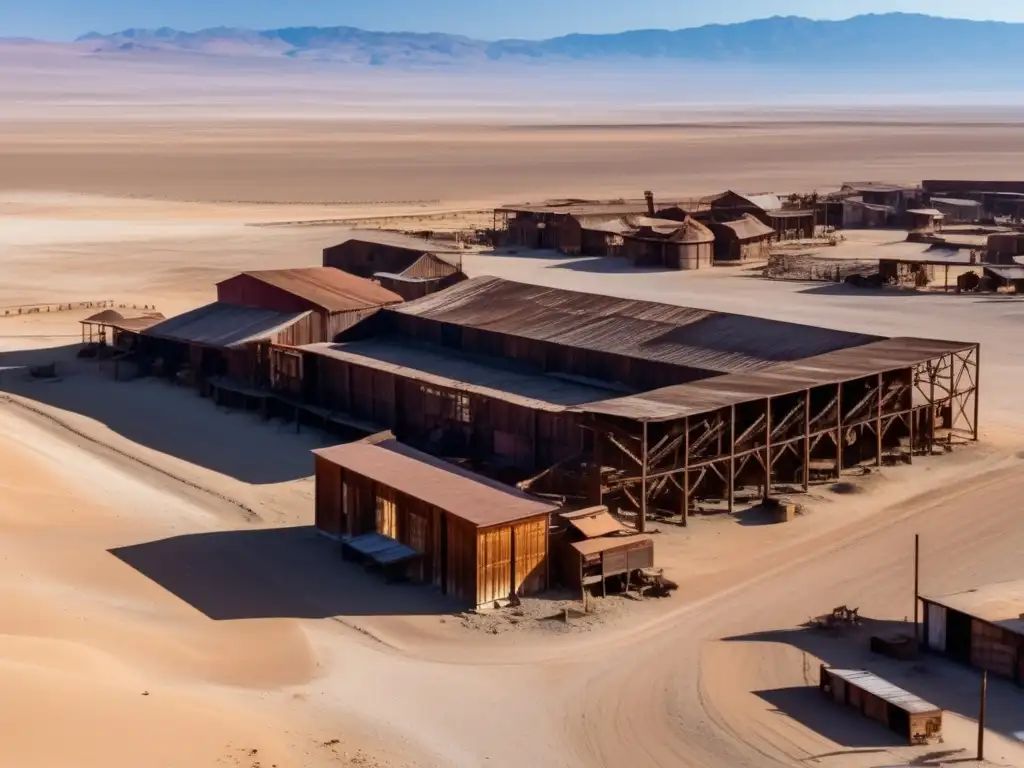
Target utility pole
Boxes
[977,670,988,762]
[913,534,920,640]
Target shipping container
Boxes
[819,667,942,745]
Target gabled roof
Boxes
[81,309,166,333]
[392,277,880,377]
[224,268,402,313]
[714,214,776,241]
[705,190,781,212]
[313,440,557,528]
[144,303,310,348]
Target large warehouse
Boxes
[272,276,980,530]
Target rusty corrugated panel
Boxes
[577,337,978,422]
[313,440,557,528]
[222,268,402,313]
[393,277,880,376]
[570,534,653,557]
[81,309,166,333]
[144,302,311,348]
[300,339,613,412]
[823,669,940,715]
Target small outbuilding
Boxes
[931,197,983,223]
[920,579,1024,684]
[907,209,945,233]
[551,507,655,596]
[313,439,558,606]
[216,267,402,343]
[322,231,463,280]
[819,666,942,745]
[709,214,775,262]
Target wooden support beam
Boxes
[734,413,766,451]
[973,344,980,441]
[876,373,883,467]
[639,421,648,534]
[728,405,736,515]
[682,415,690,527]
[835,384,843,479]
[764,398,772,502]
[770,398,805,440]
[803,390,811,492]
[607,433,644,468]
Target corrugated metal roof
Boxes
[229,268,402,313]
[922,579,1024,635]
[767,209,815,219]
[562,508,628,538]
[313,440,557,528]
[907,209,945,218]
[299,339,617,412]
[577,337,976,422]
[373,272,439,284]
[335,229,463,256]
[741,193,782,212]
[716,214,776,241]
[824,669,940,715]
[144,302,310,348]
[842,182,920,194]
[986,265,1024,281]
[81,309,166,333]
[931,197,982,208]
[571,533,653,557]
[393,277,878,378]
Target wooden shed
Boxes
[553,507,654,595]
[216,267,402,344]
[819,666,942,745]
[313,440,557,606]
[709,214,775,262]
[920,579,1024,685]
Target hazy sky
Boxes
[2,0,1022,40]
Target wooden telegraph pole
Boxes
[913,534,920,639]
[978,670,988,762]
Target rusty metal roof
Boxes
[922,579,1024,636]
[393,277,879,377]
[561,508,628,538]
[144,303,310,348]
[824,669,940,715]
[81,309,166,333]
[577,337,976,422]
[571,534,653,557]
[333,229,463,257]
[228,268,403,313]
[299,339,617,412]
[313,440,558,528]
[714,214,776,241]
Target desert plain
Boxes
[2,53,1024,768]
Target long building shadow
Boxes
[0,344,327,484]
[110,525,459,619]
[723,620,1024,747]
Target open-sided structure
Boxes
[275,277,979,532]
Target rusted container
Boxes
[819,666,942,745]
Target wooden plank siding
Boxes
[315,457,551,606]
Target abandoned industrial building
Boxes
[251,275,983,536]
[322,231,467,300]
[313,439,556,606]
[921,579,1024,685]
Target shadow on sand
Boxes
[110,525,461,619]
[547,257,671,274]
[0,344,329,484]
[724,619,1024,748]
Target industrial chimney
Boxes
[644,190,655,216]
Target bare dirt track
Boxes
[2,58,1024,767]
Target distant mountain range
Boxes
[8,14,1024,68]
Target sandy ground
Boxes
[2,78,1024,766]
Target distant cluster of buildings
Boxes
[494,179,1024,271]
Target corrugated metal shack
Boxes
[143,303,313,389]
[553,507,654,595]
[621,217,715,270]
[930,197,983,223]
[271,277,980,534]
[819,666,942,745]
[709,215,776,262]
[921,579,1024,685]
[217,267,403,343]
[322,231,464,280]
[313,439,556,606]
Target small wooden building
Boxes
[920,579,1024,685]
[322,232,463,280]
[552,507,655,595]
[216,267,402,344]
[819,666,942,745]
[766,209,816,240]
[709,215,775,262]
[906,209,945,233]
[313,440,557,606]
